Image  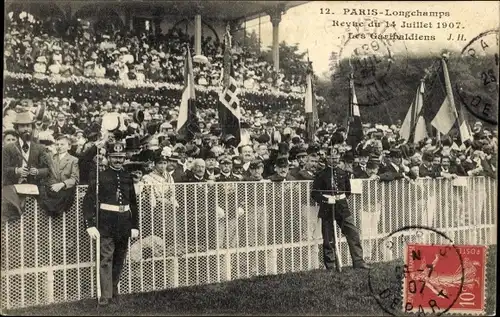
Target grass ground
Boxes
[7,246,496,316]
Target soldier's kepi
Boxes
[311,132,370,271]
[82,140,139,306]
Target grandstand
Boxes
[2,1,498,315]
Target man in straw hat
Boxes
[2,111,52,222]
[82,140,139,306]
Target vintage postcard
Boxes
[2,1,497,316]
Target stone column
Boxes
[269,9,283,72]
[194,14,202,55]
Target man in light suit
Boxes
[2,111,52,223]
[39,135,80,217]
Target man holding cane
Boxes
[82,141,139,306]
[311,144,370,271]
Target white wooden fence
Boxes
[1,177,497,310]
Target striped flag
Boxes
[400,80,428,143]
[429,58,472,149]
[304,61,317,142]
[218,26,242,146]
[176,48,199,141]
[346,74,363,151]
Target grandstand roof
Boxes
[6,0,309,22]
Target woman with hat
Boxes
[141,148,180,253]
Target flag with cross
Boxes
[218,24,242,146]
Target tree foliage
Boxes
[317,52,498,128]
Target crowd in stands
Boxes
[2,12,497,225]
[3,96,497,189]
[4,12,306,93]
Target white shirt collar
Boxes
[19,140,31,147]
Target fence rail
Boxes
[1,177,497,310]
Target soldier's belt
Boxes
[100,203,130,212]
[333,194,346,200]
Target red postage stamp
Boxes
[403,244,487,315]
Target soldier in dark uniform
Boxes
[231,156,244,180]
[82,141,139,306]
[289,148,308,179]
[217,155,240,182]
[311,147,370,270]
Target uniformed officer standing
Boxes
[82,141,139,306]
[311,147,370,270]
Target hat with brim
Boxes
[168,152,180,162]
[296,150,308,157]
[123,161,146,173]
[389,148,402,158]
[125,135,141,152]
[13,111,36,125]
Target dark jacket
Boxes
[311,166,351,219]
[2,141,51,186]
[82,167,139,237]
[379,162,405,182]
[419,163,441,178]
[353,165,369,179]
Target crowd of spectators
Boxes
[4,12,306,93]
[3,96,497,190]
[2,12,497,224]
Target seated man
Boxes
[39,135,80,217]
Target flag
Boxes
[400,81,428,143]
[176,48,199,141]
[429,58,472,149]
[304,61,317,142]
[218,26,242,146]
[346,75,363,150]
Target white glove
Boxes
[216,206,225,219]
[131,229,139,239]
[236,207,245,216]
[86,227,100,240]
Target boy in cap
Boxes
[82,141,139,306]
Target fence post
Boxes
[173,257,179,288]
[47,269,54,304]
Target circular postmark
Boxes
[329,17,409,107]
[454,29,499,125]
[368,226,465,316]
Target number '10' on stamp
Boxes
[403,244,487,315]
